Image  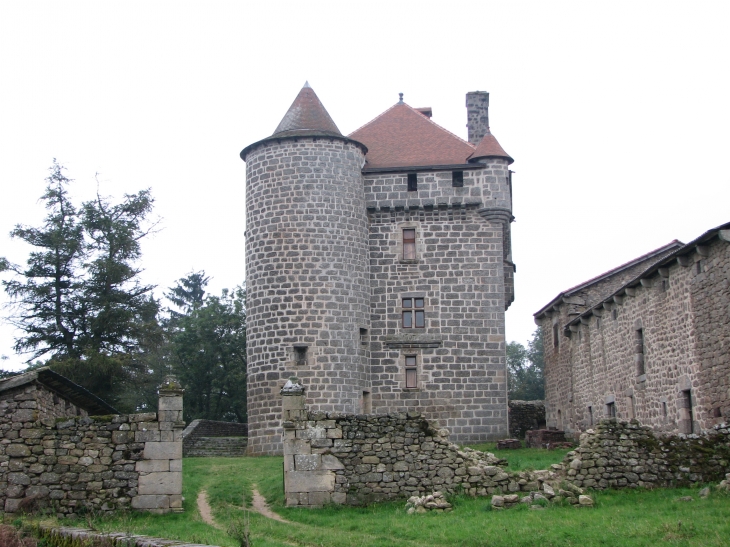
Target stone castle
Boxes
[240,84,515,454]
[536,222,730,438]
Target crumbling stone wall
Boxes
[0,381,184,516]
[508,400,545,438]
[281,381,557,508]
[565,419,730,489]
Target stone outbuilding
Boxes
[241,85,516,454]
[535,222,730,437]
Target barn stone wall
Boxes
[508,400,545,438]
[541,230,730,437]
[0,380,184,516]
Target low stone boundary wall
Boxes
[38,524,223,547]
[525,429,567,448]
[0,380,184,516]
[182,419,248,457]
[564,419,730,489]
[508,400,545,438]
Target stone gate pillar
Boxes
[132,376,185,513]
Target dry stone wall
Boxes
[0,381,184,516]
[565,419,730,489]
[508,400,545,438]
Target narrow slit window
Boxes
[636,328,645,376]
[452,171,464,187]
[553,323,559,348]
[403,228,416,260]
[402,298,425,328]
[696,260,703,274]
[405,356,417,388]
[360,328,368,345]
[407,173,418,192]
[294,346,307,366]
[588,406,593,426]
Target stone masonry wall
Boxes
[508,400,545,438]
[543,233,730,437]
[366,202,509,443]
[245,138,370,455]
[565,419,730,489]
[0,381,183,516]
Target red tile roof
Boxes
[349,102,477,169]
[272,82,342,138]
[469,132,513,164]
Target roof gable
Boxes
[349,102,476,169]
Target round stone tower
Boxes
[240,83,370,455]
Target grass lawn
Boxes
[32,451,730,547]
[466,442,573,471]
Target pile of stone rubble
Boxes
[491,480,594,510]
[406,492,453,513]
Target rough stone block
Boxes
[6,444,31,457]
[169,459,183,472]
[321,454,344,470]
[158,396,183,411]
[285,470,335,493]
[143,442,182,460]
[295,454,321,471]
[138,471,182,495]
[132,495,170,510]
[136,459,169,473]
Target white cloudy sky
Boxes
[1,1,729,369]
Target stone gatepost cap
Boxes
[281,377,305,395]
[158,375,184,394]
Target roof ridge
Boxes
[561,240,683,296]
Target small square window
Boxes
[403,228,416,260]
[405,355,418,388]
[452,171,464,187]
[294,346,307,366]
[402,298,425,328]
[407,173,417,192]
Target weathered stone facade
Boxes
[242,85,515,454]
[536,223,730,437]
[0,373,184,516]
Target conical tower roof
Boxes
[272,82,342,138]
[241,82,366,161]
[468,131,513,164]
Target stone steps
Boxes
[183,436,248,457]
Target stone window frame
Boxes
[395,221,421,264]
[402,297,425,329]
[407,173,418,192]
[404,354,419,389]
[605,394,616,418]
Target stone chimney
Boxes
[466,91,490,145]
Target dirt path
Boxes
[197,490,221,529]
[251,485,290,523]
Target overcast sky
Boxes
[1,1,729,370]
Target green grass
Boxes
[29,454,730,547]
[466,442,573,471]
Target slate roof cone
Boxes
[271,82,342,138]
[469,131,514,164]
